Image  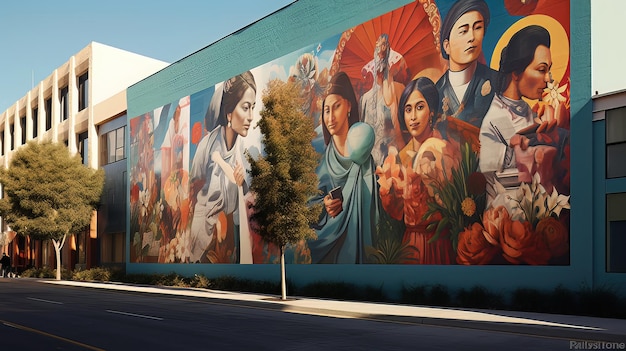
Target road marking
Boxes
[106,310,164,321]
[1,319,104,351]
[27,297,63,305]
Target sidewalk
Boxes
[43,279,626,343]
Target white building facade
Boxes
[0,42,168,271]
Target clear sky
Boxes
[0,0,294,111]
[0,1,620,110]
[591,0,625,96]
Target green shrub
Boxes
[400,284,451,306]
[578,285,622,318]
[190,274,212,289]
[211,275,285,295]
[457,286,505,310]
[546,285,577,315]
[510,288,548,312]
[72,267,113,282]
[297,281,387,302]
[21,267,56,278]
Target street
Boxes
[1,278,571,350]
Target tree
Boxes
[247,79,322,300]
[0,141,104,280]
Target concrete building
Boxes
[123,0,614,299]
[4,0,625,300]
[0,42,169,272]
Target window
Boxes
[60,86,69,121]
[606,107,626,178]
[0,133,3,155]
[32,107,38,138]
[45,97,52,130]
[101,232,125,263]
[607,193,626,272]
[102,126,125,164]
[9,124,14,150]
[78,132,88,165]
[20,115,26,144]
[78,72,88,111]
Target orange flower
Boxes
[376,149,404,221]
[535,217,569,258]
[501,219,550,265]
[192,122,204,145]
[482,206,510,246]
[456,223,499,265]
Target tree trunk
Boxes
[280,245,287,301]
[52,233,67,281]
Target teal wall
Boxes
[126,0,596,298]
[127,0,412,117]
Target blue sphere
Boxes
[346,122,375,165]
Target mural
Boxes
[129,0,571,265]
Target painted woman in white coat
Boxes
[189,71,256,263]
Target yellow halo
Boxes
[490,14,569,99]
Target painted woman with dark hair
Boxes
[308,71,380,264]
[479,25,562,202]
[189,71,257,263]
[377,77,458,264]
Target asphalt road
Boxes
[0,279,571,350]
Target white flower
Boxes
[543,80,567,109]
[546,188,571,217]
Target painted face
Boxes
[518,45,552,100]
[444,11,485,71]
[404,89,432,142]
[323,94,350,137]
[374,35,389,73]
[228,87,256,137]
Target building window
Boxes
[32,107,38,138]
[78,72,88,111]
[607,107,626,178]
[101,232,126,263]
[78,131,88,165]
[20,115,26,144]
[60,86,69,121]
[9,124,14,150]
[607,193,626,273]
[0,133,3,155]
[102,126,125,165]
[45,97,52,130]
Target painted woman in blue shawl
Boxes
[308,71,379,264]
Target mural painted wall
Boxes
[129,0,571,266]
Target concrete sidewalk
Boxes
[43,279,626,343]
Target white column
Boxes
[87,54,97,169]
[38,81,45,139]
[26,92,33,143]
[51,70,59,143]
[68,56,77,154]
[11,101,18,152]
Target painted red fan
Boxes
[328,0,448,101]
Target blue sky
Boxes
[0,0,294,111]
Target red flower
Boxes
[456,223,499,265]
[501,218,550,265]
[535,217,569,258]
[130,184,140,204]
